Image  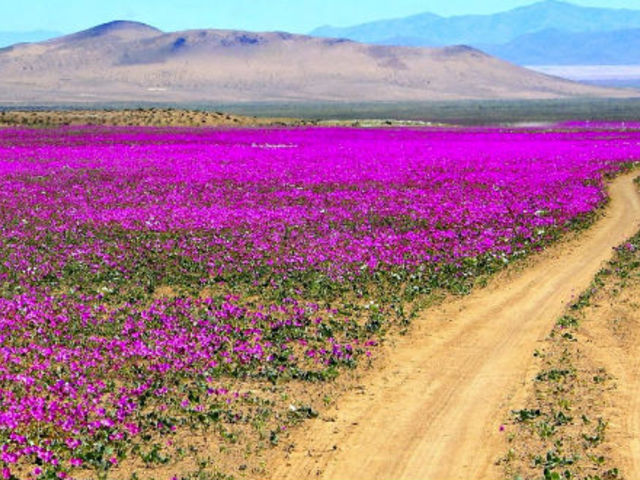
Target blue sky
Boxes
[3,0,640,33]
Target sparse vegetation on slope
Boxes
[502,177,640,480]
[0,109,302,128]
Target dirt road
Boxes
[270,173,640,480]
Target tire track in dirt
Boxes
[270,173,640,480]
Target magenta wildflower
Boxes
[0,123,635,476]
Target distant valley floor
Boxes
[5,98,640,127]
[529,65,640,89]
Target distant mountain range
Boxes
[0,20,627,104]
[311,0,640,65]
[483,28,640,65]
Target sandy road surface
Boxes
[270,173,640,480]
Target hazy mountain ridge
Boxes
[0,21,631,104]
[55,20,163,43]
[483,28,640,65]
[311,1,640,65]
[0,30,62,48]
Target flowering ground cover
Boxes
[0,124,639,479]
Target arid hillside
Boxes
[0,21,631,104]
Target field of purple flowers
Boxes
[0,125,639,479]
